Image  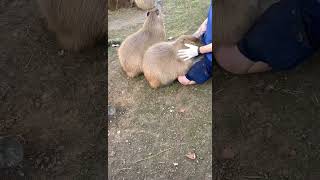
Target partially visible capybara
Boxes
[213,0,279,46]
[36,0,107,51]
[134,0,155,10]
[118,8,165,78]
[142,35,201,89]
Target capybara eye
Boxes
[147,12,150,16]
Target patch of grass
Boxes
[163,0,211,37]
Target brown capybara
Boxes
[36,0,107,51]
[118,8,165,78]
[213,0,279,46]
[142,35,201,89]
[134,0,155,10]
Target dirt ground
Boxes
[213,51,320,180]
[0,0,106,179]
[107,1,212,180]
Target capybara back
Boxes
[213,0,279,46]
[142,35,200,88]
[135,0,155,10]
[37,0,107,51]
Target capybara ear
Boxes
[155,8,159,15]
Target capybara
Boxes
[134,0,155,10]
[142,35,201,89]
[213,0,279,46]
[36,0,107,51]
[118,8,165,78]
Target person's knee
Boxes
[215,45,272,74]
[214,48,250,75]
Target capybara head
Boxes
[135,0,155,10]
[143,8,164,31]
[174,35,201,50]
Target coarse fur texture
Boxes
[134,0,155,10]
[142,35,201,89]
[37,0,107,51]
[213,0,279,46]
[118,8,165,78]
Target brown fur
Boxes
[134,0,155,10]
[118,8,165,78]
[213,0,279,46]
[37,0,107,51]
[142,35,201,89]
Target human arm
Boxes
[192,18,208,38]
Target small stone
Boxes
[173,162,178,166]
[169,109,173,113]
[110,151,115,156]
[117,130,120,134]
[108,105,116,116]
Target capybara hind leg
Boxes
[148,78,161,89]
[126,71,140,78]
[57,32,83,51]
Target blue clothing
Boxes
[238,0,319,70]
[201,1,213,62]
[186,2,213,84]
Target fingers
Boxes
[183,57,192,61]
[177,49,188,53]
[184,43,194,48]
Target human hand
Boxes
[177,43,199,61]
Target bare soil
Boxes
[213,52,320,180]
[0,0,107,179]
[107,3,212,180]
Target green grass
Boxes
[163,0,211,38]
[108,0,211,40]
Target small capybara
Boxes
[134,0,155,10]
[118,8,165,78]
[142,35,201,89]
[213,0,279,46]
[36,0,107,51]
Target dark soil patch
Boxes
[0,0,106,179]
[213,52,320,180]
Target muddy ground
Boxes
[107,1,212,180]
[0,0,106,179]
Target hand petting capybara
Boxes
[142,35,201,88]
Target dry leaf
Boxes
[185,152,196,160]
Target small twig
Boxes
[118,167,132,171]
[241,175,264,179]
[215,88,224,95]
[24,54,33,69]
[314,94,319,104]
[133,147,174,164]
